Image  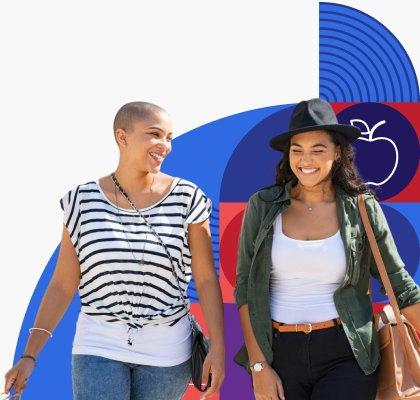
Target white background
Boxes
[0,0,418,377]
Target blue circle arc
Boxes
[319,2,420,102]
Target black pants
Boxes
[271,324,379,400]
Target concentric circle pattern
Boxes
[320,2,420,102]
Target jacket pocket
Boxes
[350,234,366,285]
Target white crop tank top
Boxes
[269,213,347,324]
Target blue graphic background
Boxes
[320,2,419,102]
[11,3,419,399]
[337,103,419,200]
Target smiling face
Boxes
[289,130,341,188]
[115,110,173,174]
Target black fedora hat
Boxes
[269,98,361,151]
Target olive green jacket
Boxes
[234,182,420,375]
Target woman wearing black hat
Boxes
[234,98,420,400]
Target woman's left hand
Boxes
[200,345,225,399]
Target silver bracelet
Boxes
[29,327,53,338]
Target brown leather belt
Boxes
[272,318,341,334]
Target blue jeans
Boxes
[72,355,191,400]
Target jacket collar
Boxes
[256,181,360,236]
[257,180,293,203]
[257,180,349,204]
[256,181,360,283]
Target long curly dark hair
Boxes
[275,130,376,197]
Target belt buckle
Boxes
[304,323,312,334]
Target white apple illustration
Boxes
[350,119,399,186]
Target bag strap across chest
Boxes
[357,195,404,327]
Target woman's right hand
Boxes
[252,365,285,400]
[3,358,36,398]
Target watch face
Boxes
[253,363,263,372]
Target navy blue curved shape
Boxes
[321,63,363,100]
[321,34,387,100]
[320,67,357,100]
[220,105,296,201]
[371,204,419,302]
[322,20,397,100]
[320,53,370,100]
[324,6,418,100]
[321,44,380,100]
[320,85,338,102]
[320,2,420,101]
[321,76,347,100]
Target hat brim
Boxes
[269,124,361,151]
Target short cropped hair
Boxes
[113,101,167,134]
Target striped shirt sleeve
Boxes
[185,186,212,224]
[60,186,81,248]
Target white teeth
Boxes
[150,152,164,161]
[300,168,318,174]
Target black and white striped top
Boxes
[60,177,212,329]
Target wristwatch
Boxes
[250,361,266,372]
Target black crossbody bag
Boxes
[140,216,211,392]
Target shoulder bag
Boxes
[358,195,420,399]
